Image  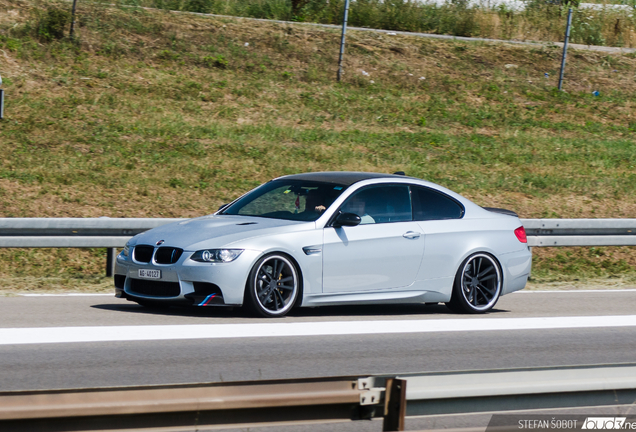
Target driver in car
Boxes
[342,193,375,224]
[296,190,327,220]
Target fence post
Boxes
[0,89,4,120]
[69,0,79,39]
[337,0,351,82]
[558,8,573,91]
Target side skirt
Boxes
[300,288,450,308]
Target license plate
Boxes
[138,269,161,279]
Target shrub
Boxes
[202,55,228,69]
[571,11,607,46]
[37,8,71,42]
[183,0,214,14]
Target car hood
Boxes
[130,215,311,250]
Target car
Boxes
[114,171,531,316]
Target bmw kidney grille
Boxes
[133,245,183,264]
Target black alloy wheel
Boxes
[246,254,300,317]
[446,253,502,314]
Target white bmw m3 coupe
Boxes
[115,172,531,316]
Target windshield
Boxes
[221,180,348,221]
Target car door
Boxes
[410,186,467,285]
[322,184,425,293]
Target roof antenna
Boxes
[393,171,406,176]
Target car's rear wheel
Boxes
[446,253,502,314]
[246,253,300,318]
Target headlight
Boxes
[190,249,243,263]
[121,242,131,257]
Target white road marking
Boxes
[1,315,636,346]
[20,293,113,297]
[515,289,636,294]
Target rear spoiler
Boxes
[482,207,519,217]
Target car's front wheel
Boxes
[446,253,502,314]
[246,253,300,318]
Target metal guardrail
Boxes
[1,218,635,248]
[0,218,184,248]
[0,375,389,432]
[523,219,636,247]
[397,363,636,417]
[0,217,635,275]
[2,363,635,431]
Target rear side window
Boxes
[411,186,464,221]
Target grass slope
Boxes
[0,0,635,292]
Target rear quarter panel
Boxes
[416,215,530,298]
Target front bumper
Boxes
[114,248,261,306]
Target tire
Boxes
[446,253,502,314]
[245,253,301,318]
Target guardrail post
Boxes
[383,378,406,431]
[106,248,116,277]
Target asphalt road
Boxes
[2,289,636,431]
[1,289,636,394]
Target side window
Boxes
[341,185,412,224]
[411,186,464,221]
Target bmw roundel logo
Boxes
[156,240,165,246]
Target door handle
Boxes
[403,231,421,239]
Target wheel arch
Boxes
[242,249,305,311]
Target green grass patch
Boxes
[0,0,635,289]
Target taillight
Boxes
[514,226,527,243]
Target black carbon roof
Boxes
[276,171,414,186]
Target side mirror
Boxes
[333,212,361,228]
[218,203,228,211]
